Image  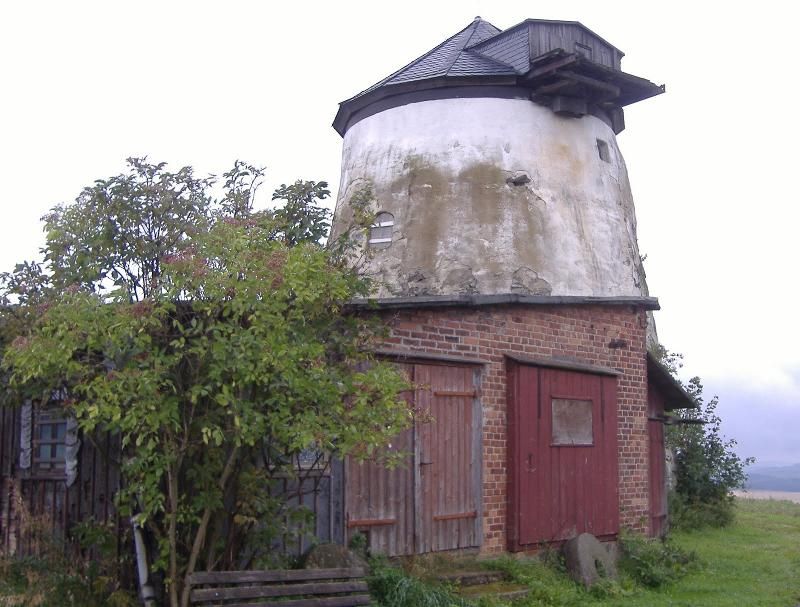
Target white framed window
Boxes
[368,212,394,247]
[33,411,68,473]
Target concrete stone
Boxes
[303,543,368,570]
[562,533,618,587]
[332,97,649,299]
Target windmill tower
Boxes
[331,18,690,557]
[332,17,663,302]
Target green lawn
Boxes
[596,498,800,607]
[480,498,800,607]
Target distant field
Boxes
[735,489,800,503]
[745,463,800,492]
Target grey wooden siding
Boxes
[0,403,122,558]
[2,404,343,562]
[528,23,622,69]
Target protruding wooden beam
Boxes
[555,70,621,98]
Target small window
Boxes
[368,212,394,247]
[552,399,593,446]
[596,139,610,163]
[33,410,68,473]
[296,445,328,471]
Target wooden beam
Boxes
[433,510,477,522]
[523,54,579,80]
[346,517,397,528]
[433,390,476,397]
[555,70,621,97]
[189,568,367,585]
[534,80,573,95]
[192,581,368,602]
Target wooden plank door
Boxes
[345,362,480,556]
[344,364,415,556]
[414,364,479,553]
[648,389,668,537]
[510,363,618,549]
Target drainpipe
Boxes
[132,517,156,607]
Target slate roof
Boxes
[352,18,512,100]
[333,17,664,136]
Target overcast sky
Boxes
[1,1,797,465]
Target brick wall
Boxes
[376,303,650,553]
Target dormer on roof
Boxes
[333,17,664,136]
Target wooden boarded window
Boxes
[551,398,593,446]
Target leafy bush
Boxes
[654,346,753,530]
[669,490,736,529]
[0,556,136,607]
[619,532,700,588]
[367,564,468,607]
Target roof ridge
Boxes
[445,18,504,77]
[464,19,505,50]
[342,20,492,105]
[444,19,483,77]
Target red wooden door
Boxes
[508,363,618,549]
[345,362,480,555]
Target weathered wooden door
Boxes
[508,362,618,550]
[345,362,480,555]
[648,389,668,537]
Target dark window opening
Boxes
[596,139,610,163]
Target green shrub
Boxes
[669,491,736,530]
[0,556,136,607]
[619,531,701,588]
[367,564,468,607]
[482,556,584,606]
[653,346,754,531]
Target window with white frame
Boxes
[33,410,68,473]
[368,212,394,247]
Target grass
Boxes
[376,498,800,607]
[601,497,800,607]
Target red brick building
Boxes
[334,17,694,556]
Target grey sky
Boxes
[1,1,797,464]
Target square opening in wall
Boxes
[596,139,610,163]
[552,398,593,446]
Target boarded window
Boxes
[368,212,394,247]
[552,399,593,445]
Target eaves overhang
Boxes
[347,294,661,311]
[647,351,698,411]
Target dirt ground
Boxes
[734,489,800,504]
